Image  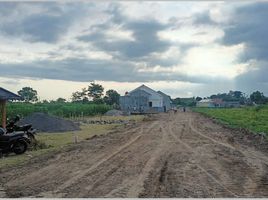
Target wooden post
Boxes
[0,100,6,129]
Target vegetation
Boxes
[103,89,120,106]
[17,87,38,102]
[193,105,268,136]
[88,82,104,103]
[4,102,111,120]
[172,97,196,107]
[250,91,267,104]
[71,82,106,104]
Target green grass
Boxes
[4,102,111,120]
[192,105,268,136]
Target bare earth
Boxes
[0,111,268,198]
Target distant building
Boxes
[196,99,215,107]
[119,84,172,114]
[196,98,240,108]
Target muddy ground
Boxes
[0,111,268,198]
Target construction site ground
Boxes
[0,111,268,198]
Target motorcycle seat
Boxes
[17,124,32,131]
[0,132,25,141]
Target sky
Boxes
[0,1,267,101]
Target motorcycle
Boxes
[0,128,30,155]
[6,115,36,145]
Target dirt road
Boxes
[1,111,268,197]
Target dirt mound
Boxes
[104,109,123,116]
[18,112,80,133]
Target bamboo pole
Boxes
[0,100,6,129]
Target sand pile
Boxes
[18,112,81,133]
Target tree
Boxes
[196,96,202,101]
[250,91,266,104]
[232,91,243,99]
[42,100,49,104]
[71,87,88,103]
[103,89,120,105]
[172,97,181,105]
[18,87,38,102]
[71,91,83,102]
[56,98,66,103]
[88,83,104,103]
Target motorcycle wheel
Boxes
[13,140,28,154]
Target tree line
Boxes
[17,82,121,107]
[172,90,268,106]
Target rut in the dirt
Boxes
[0,111,268,198]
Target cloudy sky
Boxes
[0,1,267,100]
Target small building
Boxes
[196,99,215,107]
[0,87,21,128]
[196,98,240,108]
[119,84,172,114]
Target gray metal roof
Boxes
[0,87,21,100]
[157,91,171,98]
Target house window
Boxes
[149,102,152,107]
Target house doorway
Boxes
[149,102,152,107]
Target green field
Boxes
[193,105,268,136]
[4,102,111,120]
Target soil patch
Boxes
[1,112,268,197]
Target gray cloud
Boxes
[193,11,217,26]
[0,2,86,43]
[1,14,70,43]
[79,19,170,59]
[221,2,268,95]
[222,2,268,62]
[0,57,226,84]
[2,1,266,97]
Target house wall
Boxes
[120,85,171,113]
[134,86,163,108]
[157,92,171,111]
[120,90,151,113]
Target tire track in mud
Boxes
[46,121,160,197]
[0,185,6,198]
[171,113,268,197]
[41,132,143,196]
[25,126,145,198]
[1,112,268,198]
[166,119,240,197]
[99,122,171,198]
[186,116,268,197]
[125,123,172,197]
[191,117,268,166]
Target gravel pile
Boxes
[18,112,81,133]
